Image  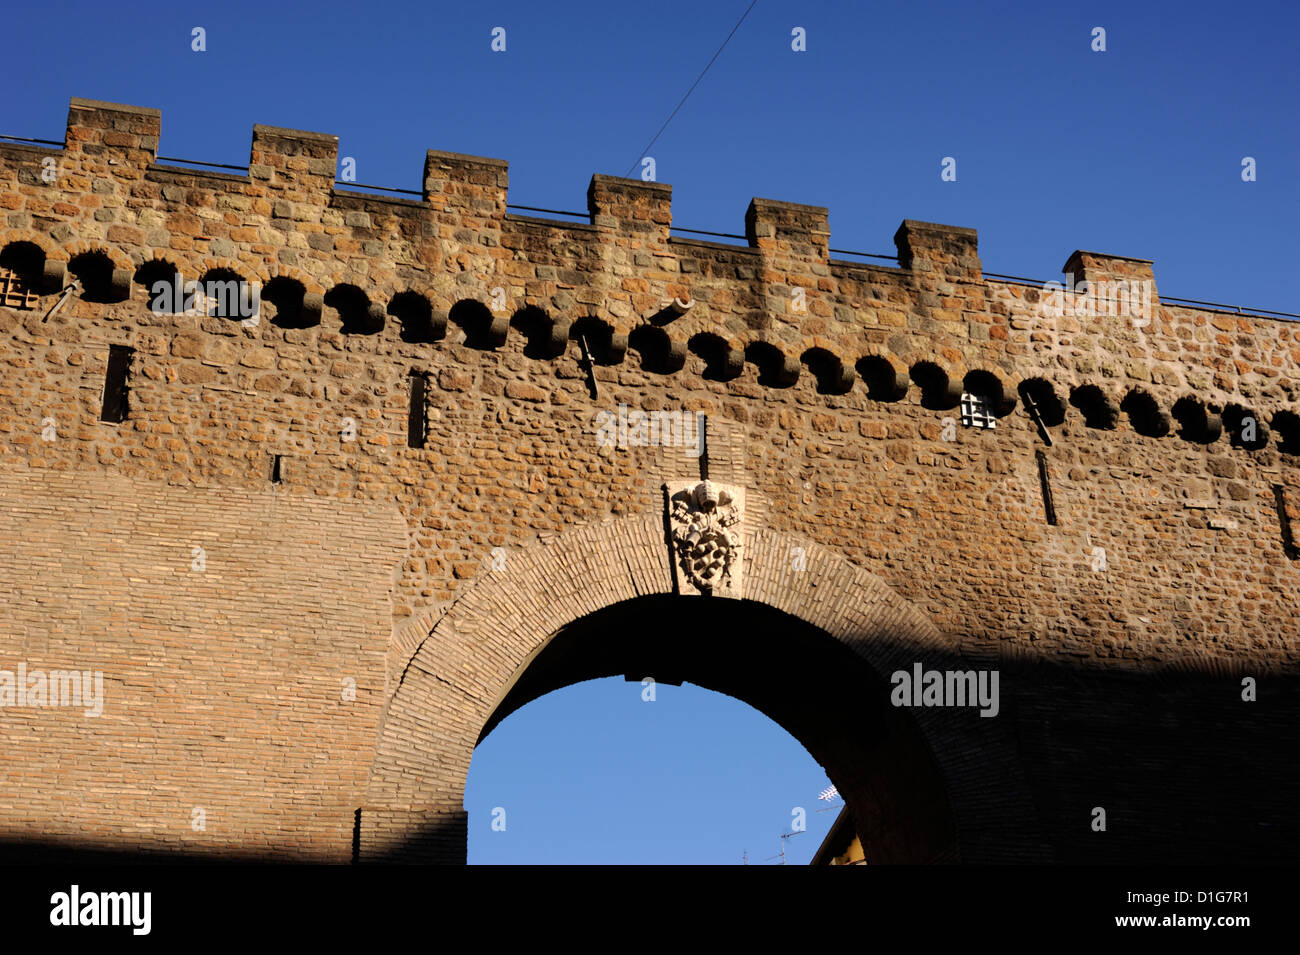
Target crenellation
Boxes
[587,174,671,235]
[422,149,508,222]
[1063,249,1158,300]
[894,219,982,283]
[745,196,830,261]
[250,124,339,200]
[2,100,1292,434]
[65,98,160,170]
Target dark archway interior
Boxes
[475,594,959,864]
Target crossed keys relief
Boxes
[665,480,746,598]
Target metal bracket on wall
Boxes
[42,278,82,323]
[577,333,598,400]
[1023,392,1053,446]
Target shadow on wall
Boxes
[0,593,1297,865]
[0,816,464,865]
[469,596,1300,867]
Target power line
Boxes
[624,0,760,178]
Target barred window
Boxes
[0,266,38,310]
[960,392,996,430]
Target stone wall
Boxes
[0,98,1296,863]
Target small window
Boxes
[960,392,996,430]
[100,345,133,423]
[0,242,43,310]
[1275,486,1298,560]
[1036,450,1058,526]
[0,266,38,309]
[407,372,428,449]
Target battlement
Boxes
[0,96,1297,456]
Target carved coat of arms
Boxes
[665,480,745,597]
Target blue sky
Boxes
[3,1,1296,863]
[467,680,837,865]
[5,1,1297,308]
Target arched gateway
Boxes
[359,502,1048,864]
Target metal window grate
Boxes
[960,392,996,429]
[0,266,38,309]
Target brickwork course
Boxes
[0,98,1297,864]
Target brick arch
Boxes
[856,348,911,401]
[798,336,857,391]
[0,231,60,293]
[963,367,1018,416]
[59,239,133,272]
[0,228,58,259]
[263,262,326,297]
[796,334,849,359]
[938,354,971,386]
[909,358,963,409]
[129,252,201,299]
[62,242,134,304]
[686,331,745,381]
[193,255,267,286]
[131,254,187,311]
[738,337,801,387]
[360,514,1046,864]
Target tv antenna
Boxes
[765,829,803,866]
[817,783,844,813]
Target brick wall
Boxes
[0,468,404,860]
